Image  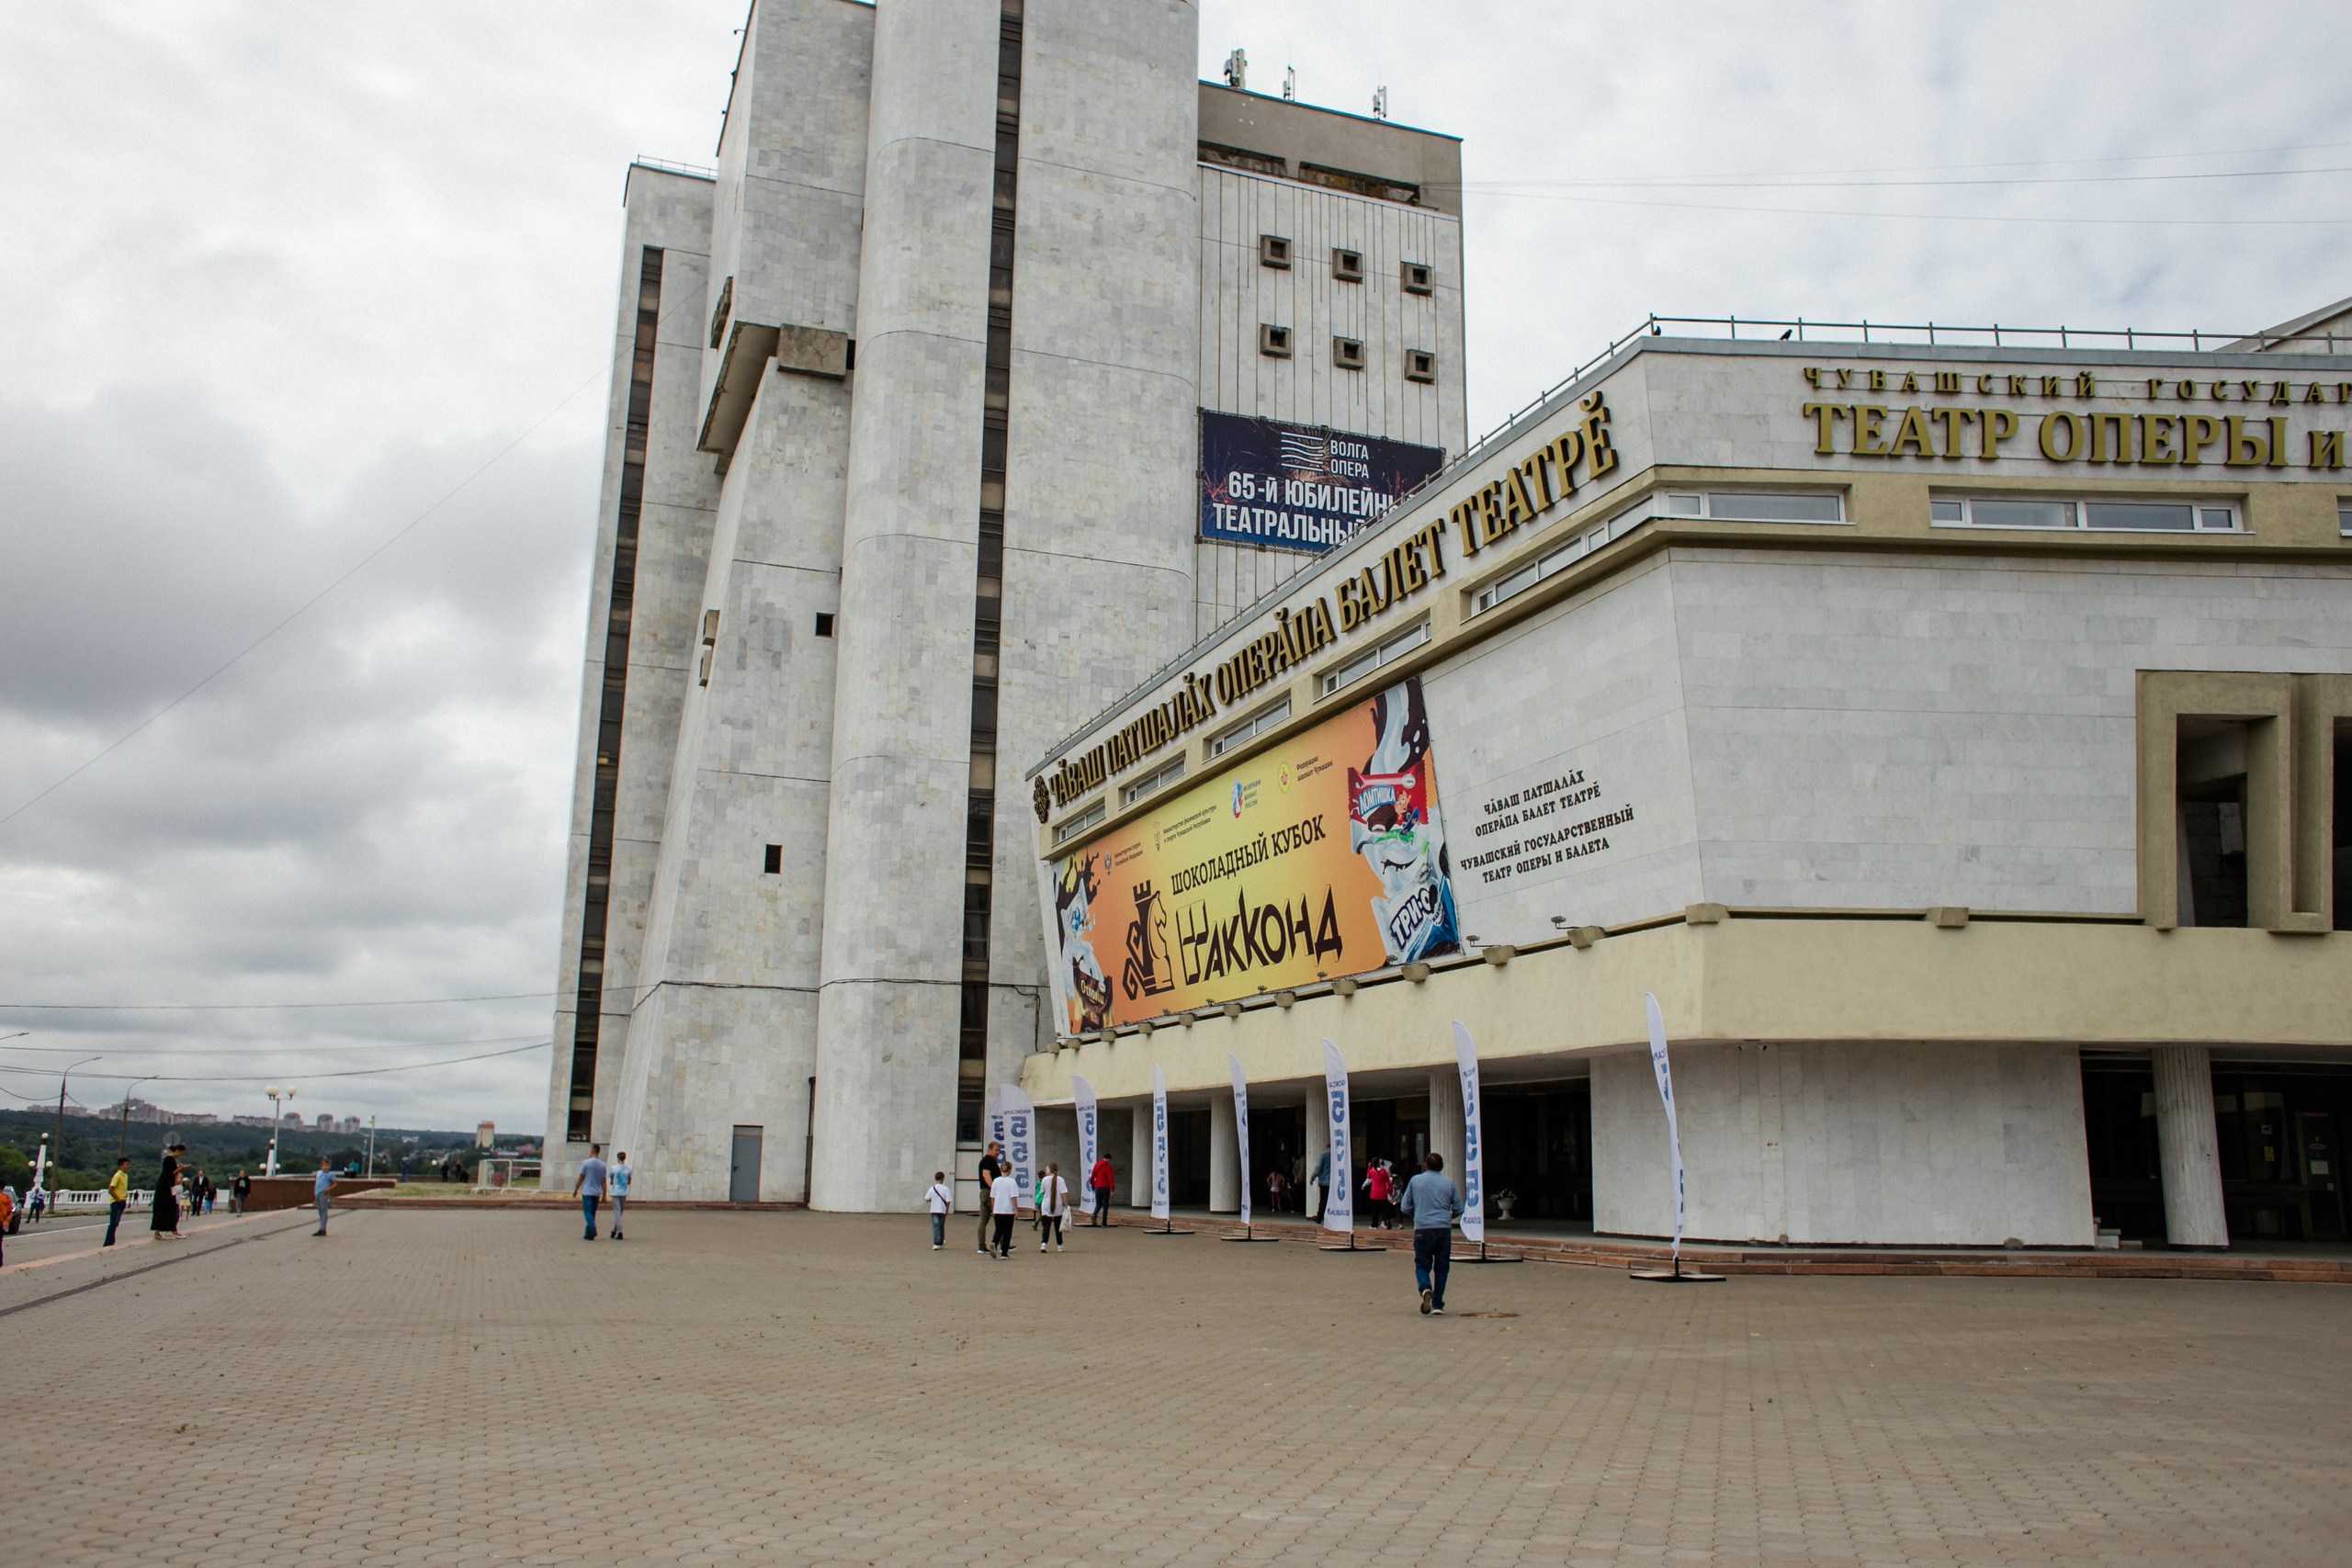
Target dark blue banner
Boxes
[1199,411,1445,554]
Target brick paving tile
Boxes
[3,1208,2348,1563]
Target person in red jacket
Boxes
[1086,1155,1114,1227]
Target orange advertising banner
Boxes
[1046,676,1462,1035]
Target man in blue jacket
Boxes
[1396,1151,1464,1315]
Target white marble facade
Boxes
[548,0,1471,1207]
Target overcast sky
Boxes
[2,1,2346,1137]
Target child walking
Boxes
[924,1170,954,1249]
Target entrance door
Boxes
[730,1125,763,1203]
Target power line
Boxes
[1469,189,2352,227]
[0,363,609,833]
[1458,162,2352,194]
[1442,136,2352,186]
[0,1039,548,1085]
[0,1032,548,1057]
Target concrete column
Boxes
[1130,1101,1153,1209]
[1430,1068,1465,1190]
[1209,1094,1239,1213]
[807,0,999,1213]
[1304,1094,1329,1219]
[2152,1045,2230,1249]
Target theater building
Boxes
[542,0,1468,1205]
[1021,308,2352,1249]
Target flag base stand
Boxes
[1219,1221,1281,1242]
[1629,1254,1724,1283]
[1144,1216,1194,1235]
[1317,1231,1385,1253]
[1457,1238,1524,1265]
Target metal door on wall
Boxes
[730,1125,763,1203]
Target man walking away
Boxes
[1397,1151,1465,1315]
[572,1144,608,1241]
[1087,1153,1114,1226]
[974,1141,1003,1255]
[608,1151,632,1240]
[1037,1162,1070,1253]
[924,1170,954,1249]
[989,1164,1021,1259]
[104,1158,131,1247]
[231,1170,251,1215]
[312,1162,337,1235]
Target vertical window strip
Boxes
[957,1,1022,1144]
[568,245,664,1143]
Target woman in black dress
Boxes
[150,1144,185,1238]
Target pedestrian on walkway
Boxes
[572,1145,608,1240]
[104,1157,131,1247]
[28,1185,46,1224]
[1266,1167,1287,1214]
[1309,1147,1329,1219]
[608,1151,632,1240]
[974,1141,1003,1255]
[924,1170,954,1249]
[0,1185,14,1266]
[203,1174,218,1214]
[152,1145,185,1240]
[1397,1151,1464,1315]
[312,1162,336,1235]
[1086,1153,1114,1226]
[231,1171,251,1214]
[1363,1159,1392,1229]
[1037,1162,1069,1252]
[988,1164,1021,1259]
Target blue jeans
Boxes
[930,1212,945,1246]
[1412,1229,1452,1309]
[582,1194,601,1238]
[104,1200,127,1246]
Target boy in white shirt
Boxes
[608,1152,632,1240]
[988,1168,1022,1258]
[923,1170,954,1249]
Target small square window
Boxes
[1404,349,1437,384]
[2197,507,2237,532]
[1401,261,1433,296]
[763,844,782,874]
[1332,337,1365,371]
[1930,498,1965,523]
[1258,234,1292,269]
[1331,247,1364,283]
[1260,323,1294,358]
[1664,492,1704,517]
[814,613,835,637]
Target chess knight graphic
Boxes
[1347,680,1462,964]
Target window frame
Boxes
[1930,493,2242,534]
[1120,756,1186,807]
[1052,800,1106,844]
[1207,697,1292,760]
[1658,490,1847,525]
[1318,618,1430,698]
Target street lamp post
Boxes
[50,1055,101,1207]
[365,1115,378,1179]
[119,1075,162,1158]
[265,1086,297,1178]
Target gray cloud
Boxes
[5,0,2348,1131]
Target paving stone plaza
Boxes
[4,1207,2346,1564]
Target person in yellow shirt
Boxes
[104,1157,131,1247]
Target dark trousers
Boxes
[1413,1228,1453,1309]
[978,1204,994,1252]
[104,1200,127,1247]
[581,1194,600,1238]
[1039,1213,1063,1246]
[1091,1188,1111,1224]
[991,1213,1015,1256]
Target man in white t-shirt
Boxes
[988,1168,1022,1259]
[571,1144,609,1241]
[923,1170,955,1250]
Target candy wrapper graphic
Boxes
[1348,681,1460,964]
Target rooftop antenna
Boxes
[1372,85,1388,120]
[1283,65,1296,102]
[1223,48,1247,92]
